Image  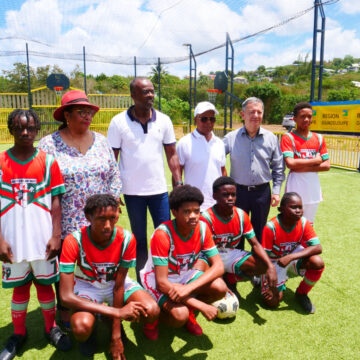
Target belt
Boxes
[236,183,269,191]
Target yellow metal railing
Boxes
[1,102,359,170]
[172,125,360,171]
[0,89,132,108]
[324,135,360,170]
[0,108,127,143]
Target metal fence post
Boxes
[26,43,32,109]
[158,58,161,111]
[83,46,87,94]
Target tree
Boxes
[197,72,210,86]
[70,65,83,80]
[332,57,342,69]
[34,65,65,86]
[95,73,108,82]
[156,97,189,124]
[245,83,281,123]
[257,65,266,74]
[2,62,35,92]
[343,55,354,67]
[327,88,358,101]
[150,63,168,85]
[109,75,127,91]
[35,65,51,85]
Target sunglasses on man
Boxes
[199,116,216,123]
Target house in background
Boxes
[347,63,360,72]
[233,76,248,84]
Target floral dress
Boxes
[38,131,122,239]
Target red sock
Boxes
[11,282,32,335]
[144,319,159,329]
[34,282,56,333]
[297,267,324,295]
[225,273,244,284]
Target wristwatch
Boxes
[175,180,183,186]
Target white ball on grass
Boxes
[211,291,239,319]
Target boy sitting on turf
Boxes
[59,194,160,358]
[261,192,324,314]
[195,176,277,292]
[0,109,71,360]
[140,185,227,336]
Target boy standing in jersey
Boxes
[261,192,325,313]
[281,102,330,225]
[60,194,160,358]
[140,185,227,336]
[0,109,71,360]
[196,176,277,292]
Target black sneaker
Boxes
[295,291,316,314]
[79,327,97,357]
[0,332,27,360]
[45,326,72,351]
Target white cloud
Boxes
[339,0,360,14]
[241,43,310,71]
[5,0,62,44]
[321,27,360,59]
[0,0,359,77]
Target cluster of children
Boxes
[0,108,324,359]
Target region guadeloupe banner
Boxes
[310,100,360,133]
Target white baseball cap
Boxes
[194,101,219,117]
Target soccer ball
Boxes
[211,291,239,319]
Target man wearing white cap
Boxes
[176,101,227,211]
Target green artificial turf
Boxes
[0,142,359,359]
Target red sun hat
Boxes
[53,90,100,122]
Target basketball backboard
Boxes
[214,71,228,93]
[46,73,70,91]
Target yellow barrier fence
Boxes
[0,89,132,109]
[1,101,359,171]
[0,89,131,143]
[324,135,360,170]
[173,125,360,171]
[0,108,127,143]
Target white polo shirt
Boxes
[177,129,226,211]
[107,108,176,196]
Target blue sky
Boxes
[0,0,359,77]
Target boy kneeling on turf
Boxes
[140,185,227,336]
[261,192,324,314]
[0,109,71,360]
[196,176,277,293]
[59,194,160,358]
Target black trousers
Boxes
[235,183,271,249]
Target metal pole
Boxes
[25,43,32,109]
[83,46,87,94]
[189,45,192,128]
[134,56,137,77]
[184,43,197,130]
[318,4,326,101]
[229,34,234,129]
[224,36,228,135]
[158,58,161,111]
[310,0,319,102]
[192,46,197,115]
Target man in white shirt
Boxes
[107,78,182,280]
[176,102,227,211]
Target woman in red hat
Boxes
[38,90,122,327]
